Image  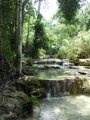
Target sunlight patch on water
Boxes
[30,95,90,120]
[64,95,90,116]
[35,69,66,80]
[53,107,61,114]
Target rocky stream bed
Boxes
[0,58,90,120]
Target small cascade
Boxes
[32,58,88,97]
[38,78,85,97]
[33,58,63,69]
[47,91,51,99]
[30,58,90,120]
[48,80,69,97]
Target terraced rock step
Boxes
[31,76,89,97]
[33,58,73,69]
[34,59,63,65]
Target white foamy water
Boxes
[30,95,90,120]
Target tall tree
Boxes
[0,0,4,77]
[32,0,49,58]
[16,0,23,75]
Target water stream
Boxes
[30,95,90,120]
[30,61,90,120]
[35,69,65,80]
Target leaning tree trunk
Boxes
[16,0,23,75]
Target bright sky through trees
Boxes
[41,0,58,20]
[34,0,90,21]
[33,0,58,20]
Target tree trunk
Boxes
[16,0,23,75]
[0,0,4,72]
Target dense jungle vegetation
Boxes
[1,0,90,76]
[0,0,90,119]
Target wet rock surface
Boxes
[33,77,88,97]
[0,59,90,120]
[30,95,90,120]
[31,59,90,96]
[0,79,33,120]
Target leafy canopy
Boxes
[58,0,81,22]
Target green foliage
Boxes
[22,4,49,59]
[3,0,90,71]
[81,5,90,30]
[44,4,90,61]
[22,0,90,61]
[23,95,39,106]
[1,0,17,70]
[58,0,80,22]
[38,48,46,59]
[57,46,68,59]
[0,117,5,120]
[33,19,48,49]
[22,95,39,115]
[57,29,90,60]
[32,18,49,58]
[76,30,90,58]
[22,1,36,54]
[29,95,40,106]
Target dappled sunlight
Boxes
[1,0,90,119]
[66,95,90,116]
[53,107,61,114]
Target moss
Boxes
[22,66,38,75]
[0,116,5,120]
[15,91,30,103]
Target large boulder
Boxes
[0,89,32,120]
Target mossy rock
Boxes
[22,66,38,75]
[0,90,33,119]
[0,116,5,120]
[15,91,30,103]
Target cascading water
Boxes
[30,74,90,120]
[30,95,90,120]
[37,77,84,97]
[30,59,90,120]
[47,80,69,97]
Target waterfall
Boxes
[45,80,70,97]
[32,58,86,97]
[38,78,84,97]
[47,91,51,99]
